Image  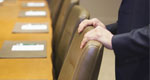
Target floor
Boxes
[98,48,116,80]
[80,0,122,80]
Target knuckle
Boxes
[87,36,91,39]
[95,28,99,32]
[94,29,101,37]
[84,34,91,39]
[92,18,99,21]
[82,19,88,23]
[96,32,101,38]
[79,23,83,27]
[84,34,87,38]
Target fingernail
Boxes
[80,46,82,49]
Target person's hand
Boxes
[78,18,105,33]
[80,26,113,49]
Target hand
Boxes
[78,18,105,33]
[80,26,113,49]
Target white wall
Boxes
[80,0,121,25]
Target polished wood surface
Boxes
[0,0,53,80]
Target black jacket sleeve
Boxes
[112,25,149,57]
[106,23,118,34]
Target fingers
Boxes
[91,18,105,28]
[78,18,105,33]
[78,19,94,33]
[80,37,88,49]
[91,18,101,26]
[80,29,97,49]
[78,18,107,49]
[80,23,113,49]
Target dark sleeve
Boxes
[106,23,118,34]
[112,26,149,57]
